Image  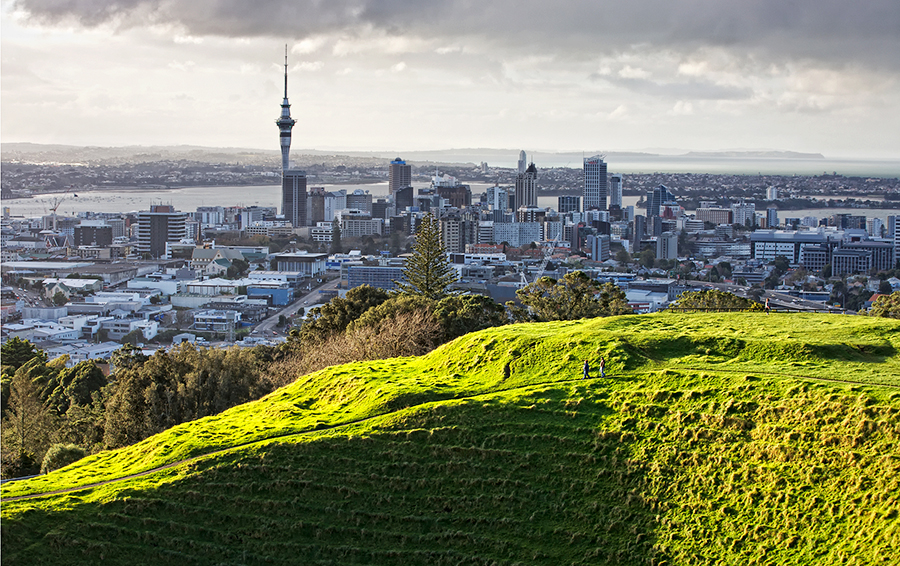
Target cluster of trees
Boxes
[667,290,763,312]
[509,272,632,322]
[1,338,284,478]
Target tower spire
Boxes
[276,44,296,171]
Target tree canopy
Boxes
[668,289,763,312]
[511,272,632,322]
[395,213,458,300]
[298,285,390,343]
[1,337,47,372]
[869,291,900,319]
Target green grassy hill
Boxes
[3,313,900,565]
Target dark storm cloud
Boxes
[13,0,900,70]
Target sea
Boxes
[3,178,899,225]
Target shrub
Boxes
[40,443,86,474]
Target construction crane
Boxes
[45,189,76,231]
[535,232,561,281]
[519,232,562,287]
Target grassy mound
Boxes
[3,313,900,565]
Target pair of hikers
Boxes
[583,357,605,379]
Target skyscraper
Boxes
[135,205,187,259]
[275,46,296,171]
[583,155,608,210]
[609,175,623,208]
[646,185,676,218]
[515,163,538,209]
[283,170,307,228]
[389,158,412,195]
[517,150,527,175]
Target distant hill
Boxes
[3,143,828,169]
[4,313,898,565]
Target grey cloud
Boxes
[592,74,753,101]
[13,0,900,70]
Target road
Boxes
[682,281,847,313]
[252,277,341,337]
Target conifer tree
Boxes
[329,219,342,254]
[395,213,458,300]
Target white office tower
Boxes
[867,218,884,238]
[766,186,778,201]
[583,155,608,210]
[732,200,756,227]
[517,151,527,175]
[609,175,623,208]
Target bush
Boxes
[40,443,86,474]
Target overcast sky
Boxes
[2,0,899,158]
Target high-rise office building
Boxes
[558,195,580,214]
[657,231,678,260]
[731,199,756,227]
[74,221,113,247]
[394,186,414,211]
[515,163,538,209]
[347,190,373,214]
[632,215,646,253]
[646,185,676,218]
[517,150,527,175]
[135,205,187,259]
[282,170,307,227]
[583,155,608,210]
[307,187,327,225]
[389,157,412,195]
[609,175,623,208]
[766,208,779,229]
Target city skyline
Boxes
[2,1,899,159]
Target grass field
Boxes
[2,313,899,564]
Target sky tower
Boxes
[276,45,296,170]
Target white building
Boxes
[583,155,608,210]
[493,222,542,248]
[657,232,678,260]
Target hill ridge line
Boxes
[5,364,894,503]
[1,374,609,502]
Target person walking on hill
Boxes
[599,357,606,378]
[765,297,771,315]
[582,359,590,380]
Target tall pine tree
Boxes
[329,219,342,254]
[395,213,458,300]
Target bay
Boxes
[3,184,896,225]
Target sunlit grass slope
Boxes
[3,313,900,565]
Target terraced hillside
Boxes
[3,313,900,565]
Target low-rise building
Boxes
[193,310,241,332]
[347,265,406,291]
[271,252,328,277]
